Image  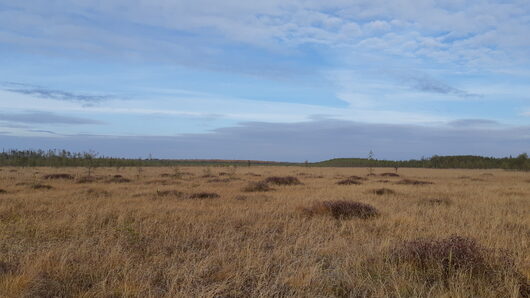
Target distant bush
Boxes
[106,175,131,183]
[31,184,53,190]
[380,173,399,177]
[242,181,273,192]
[302,200,379,219]
[156,190,185,198]
[0,189,7,194]
[396,179,433,185]
[43,173,74,180]
[263,176,302,186]
[189,192,220,199]
[337,177,362,185]
[372,188,395,195]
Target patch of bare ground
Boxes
[263,176,302,186]
[301,200,379,219]
[396,179,433,185]
[242,181,274,192]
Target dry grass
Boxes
[42,173,75,180]
[263,176,302,186]
[0,166,528,297]
[396,178,433,185]
[302,200,379,219]
[242,181,274,192]
[372,188,396,195]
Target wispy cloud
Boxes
[402,74,482,98]
[448,119,500,128]
[0,111,103,125]
[1,82,114,103]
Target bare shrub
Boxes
[390,235,529,294]
[380,173,399,177]
[372,188,395,195]
[302,200,379,219]
[189,192,220,199]
[337,178,362,185]
[396,179,433,185]
[31,184,53,190]
[42,173,74,180]
[106,175,131,183]
[242,181,274,192]
[263,176,302,186]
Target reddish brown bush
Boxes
[43,173,74,180]
[242,181,273,192]
[156,190,185,198]
[390,235,530,294]
[31,184,53,190]
[106,175,131,183]
[337,178,362,185]
[380,173,399,177]
[189,192,220,199]
[372,188,395,195]
[263,176,302,186]
[303,200,379,219]
[396,179,433,185]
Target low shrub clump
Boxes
[263,176,302,186]
[380,172,399,177]
[106,175,131,183]
[372,188,395,195]
[337,178,362,185]
[0,189,7,194]
[31,184,53,190]
[156,190,185,198]
[396,179,433,185]
[389,235,529,295]
[76,176,98,183]
[302,200,379,219]
[189,192,220,199]
[43,173,74,180]
[242,181,274,192]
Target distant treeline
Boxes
[314,154,530,170]
[0,149,529,170]
[0,150,293,167]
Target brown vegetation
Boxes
[242,181,274,192]
[372,188,396,195]
[396,178,433,185]
[0,166,528,297]
[42,173,74,180]
[263,176,302,186]
[380,172,399,177]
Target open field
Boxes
[0,166,528,297]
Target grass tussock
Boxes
[106,175,131,183]
[189,192,220,199]
[30,183,53,190]
[380,172,399,177]
[42,173,74,180]
[390,235,530,296]
[372,188,396,195]
[337,177,362,185]
[302,200,379,219]
[242,181,274,192]
[263,176,302,186]
[396,179,433,185]
[0,189,7,194]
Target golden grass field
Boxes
[0,166,528,297]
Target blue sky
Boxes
[0,0,529,161]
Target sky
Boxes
[0,0,529,161]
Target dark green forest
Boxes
[0,149,529,170]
